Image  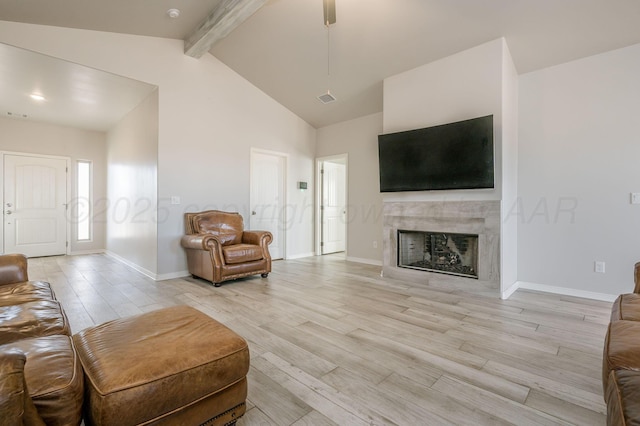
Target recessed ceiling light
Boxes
[167,8,180,18]
[30,93,46,102]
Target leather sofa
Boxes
[0,253,83,425]
[602,262,640,425]
[181,210,273,286]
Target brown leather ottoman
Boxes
[73,306,250,426]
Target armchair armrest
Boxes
[0,348,45,425]
[181,234,223,251]
[242,231,273,247]
[0,254,28,286]
[635,262,640,294]
[181,234,227,268]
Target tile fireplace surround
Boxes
[383,200,500,288]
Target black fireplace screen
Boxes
[398,230,479,279]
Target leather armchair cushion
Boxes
[2,335,83,426]
[223,244,264,264]
[611,293,640,322]
[73,306,250,426]
[0,300,71,345]
[194,215,243,246]
[0,281,56,307]
[212,232,243,246]
[606,369,640,426]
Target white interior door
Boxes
[250,151,286,260]
[321,160,346,254]
[3,154,68,257]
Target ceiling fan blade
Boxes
[323,0,336,25]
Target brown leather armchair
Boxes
[181,210,273,286]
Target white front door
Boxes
[3,154,68,257]
[250,151,286,260]
[321,160,346,254]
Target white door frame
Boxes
[1,150,71,256]
[250,148,287,260]
[315,154,348,256]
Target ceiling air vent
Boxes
[317,91,336,104]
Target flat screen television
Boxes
[378,115,494,192]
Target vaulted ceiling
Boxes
[2,0,640,129]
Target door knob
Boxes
[252,211,256,215]
[6,203,12,207]
[5,210,12,215]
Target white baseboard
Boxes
[69,249,105,256]
[156,270,190,281]
[104,251,158,281]
[514,281,618,302]
[286,252,316,260]
[346,256,383,266]
[501,281,520,300]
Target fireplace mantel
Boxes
[383,200,500,288]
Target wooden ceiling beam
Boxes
[184,0,267,59]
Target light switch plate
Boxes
[170,196,181,205]
[632,193,640,204]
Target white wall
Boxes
[0,21,317,278]
[316,113,384,264]
[518,43,640,297]
[500,41,520,298]
[382,39,505,203]
[106,90,158,276]
[0,116,107,253]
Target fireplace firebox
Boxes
[397,230,479,279]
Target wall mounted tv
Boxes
[378,115,494,192]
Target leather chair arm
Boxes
[242,231,273,247]
[0,348,27,420]
[180,234,223,251]
[635,262,640,293]
[0,348,45,425]
[181,234,227,268]
[0,254,28,286]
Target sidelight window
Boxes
[77,160,92,241]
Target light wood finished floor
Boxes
[27,254,612,425]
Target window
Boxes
[77,160,92,241]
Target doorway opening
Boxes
[316,154,347,256]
